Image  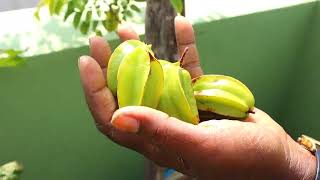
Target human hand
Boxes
[79,16,316,180]
[78,15,202,152]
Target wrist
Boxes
[286,137,316,180]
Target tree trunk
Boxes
[144,0,186,179]
[144,0,177,179]
[145,0,178,61]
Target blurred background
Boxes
[1,0,38,11]
[1,0,319,179]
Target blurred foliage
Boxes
[170,0,183,14]
[0,49,26,68]
[0,0,183,68]
[0,161,23,180]
[34,0,184,35]
[34,0,145,35]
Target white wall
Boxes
[0,0,38,12]
[186,0,314,21]
[0,0,313,13]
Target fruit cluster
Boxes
[107,40,255,124]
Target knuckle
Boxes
[95,121,107,133]
[150,121,170,148]
[143,144,160,160]
[149,143,161,155]
[175,155,191,174]
[106,126,116,140]
[142,144,167,167]
[95,121,114,139]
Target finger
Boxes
[89,36,112,69]
[117,24,140,42]
[78,56,150,149]
[110,106,207,175]
[245,108,271,123]
[104,127,197,177]
[175,16,203,78]
[78,56,116,127]
[110,106,205,159]
[139,143,190,174]
[244,108,283,129]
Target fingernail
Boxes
[78,56,90,70]
[89,37,93,53]
[111,115,139,133]
[117,23,131,32]
[175,15,185,22]
[78,56,86,64]
[78,56,83,64]
[118,23,127,30]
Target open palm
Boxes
[79,16,315,180]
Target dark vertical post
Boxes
[144,0,186,179]
[145,0,178,61]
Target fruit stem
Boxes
[179,47,189,67]
[149,52,155,61]
[247,109,255,114]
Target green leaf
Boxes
[34,0,46,20]
[124,10,133,17]
[0,49,24,57]
[96,9,102,17]
[0,57,25,67]
[111,4,120,13]
[64,1,75,21]
[95,30,103,36]
[73,12,81,28]
[34,10,40,20]
[54,0,66,14]
[103,11,119,31]
[120,0,128,8]
[85,11,92,21]
[73,0,86,10]
[130,4,141,12]
[0,49,26,67]
[34,0,67,20]
[134,0,145,2]
[80,21,90,34]
[48,0,56,15]
[170,0,183,14]
[92,21,99,31]
[0,161,23,179]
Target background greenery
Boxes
[34,0,183,35]
[0,1,320,179]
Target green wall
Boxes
[282,2,320,138]
[0,45,144,180]
[194,2,320,138]
[1,2,320,179]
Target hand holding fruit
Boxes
[79,16,316,180]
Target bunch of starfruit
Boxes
[107,40,255,124]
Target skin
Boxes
[78,16,316,180]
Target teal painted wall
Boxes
[194,2,320,138]
[196,2,314,119]
[281,2,320,138]
[0,45,145,180]
[1,2,320,179]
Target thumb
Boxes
[111,106,204,156]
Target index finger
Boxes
[117,24,140,42]
[89,36,112,70]
[89,25,140,71]
[175,16,203,78]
